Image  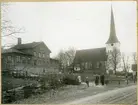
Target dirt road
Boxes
[64,85,137,105]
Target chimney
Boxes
[18,38,22,45]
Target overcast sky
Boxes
[2,1,137,57]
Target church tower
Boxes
[106,6,120,52]
[106,5,121,73]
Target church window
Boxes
[96,62,99,68]
[34,60,37,65]
[43,68,46,73]
[111,43,114,46]
[34,52,36,56]
[99,63,102,67]
[90,63,92,68]
[39,53,41,58]
[85,62,88,69]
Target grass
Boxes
[2,75,38,91]
[12,81,136,104]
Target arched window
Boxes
[96,62,99,68]
[43,53,45,58]
[39,53,41,58]
[99,63,102,67]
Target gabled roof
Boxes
[12,41,51,53]
[74,47,107,63]
[106,6,120,44]
[2,48,32,55]
[12,42,41,49]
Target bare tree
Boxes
[54,47,76,72]
[1,3,25,40]
[132,52,137,64]
[105,61,110,74]
[65,47,76,66]
[122,53,130,75]
[107,48,121,75]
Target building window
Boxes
[34,60,37,65]
[88,62,92,69]
[16,56,21,63]
[43,60,45,64]
[43,68,46,73]
[34,52,36,56]
[28,58,31,64]
[96,62,99,68]
[22,57,25,63]
[81,62,84,67]
[99,63,102,68]
[43,54,45,58]
[7,56,11,61]
[39,53,41,58]
[85,62,88,69]
[90,63,93,68]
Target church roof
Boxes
[106,6,120,44]
[74,47,107,63]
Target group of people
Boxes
[95,74,105,86]
[85,74,105,87]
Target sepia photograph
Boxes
[1,1,137,104]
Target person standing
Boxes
[95,74,99,86]
[77,75,82,84]
[85,76,89,87]
[100,74,105,86]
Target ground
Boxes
[2,76,38,91]
[13,81,137,104]
[65,85,137,105]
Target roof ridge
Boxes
[77,47,106,51]
[18,41,42,45]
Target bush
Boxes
[62,74,80,85]
[39,72,64,90]
[23,85,33,98]
[2,90,16,103]
[39,73,80,90]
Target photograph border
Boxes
[0,0,137,105]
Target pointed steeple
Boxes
[106,5,120,44]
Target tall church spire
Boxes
[106,5,120,44]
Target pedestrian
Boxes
[77,75,82,84]
[95,74,99,86]
[100,74,105,86]
[85,77,89,87]
[125,74,129,84]
[133,71,136,83]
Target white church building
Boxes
[74,6,122,75]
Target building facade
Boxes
[105,6,121,74]
[2,38,59,75]
[73,47,107,75]
[73,6,121,75]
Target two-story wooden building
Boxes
[2,38,59,75]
